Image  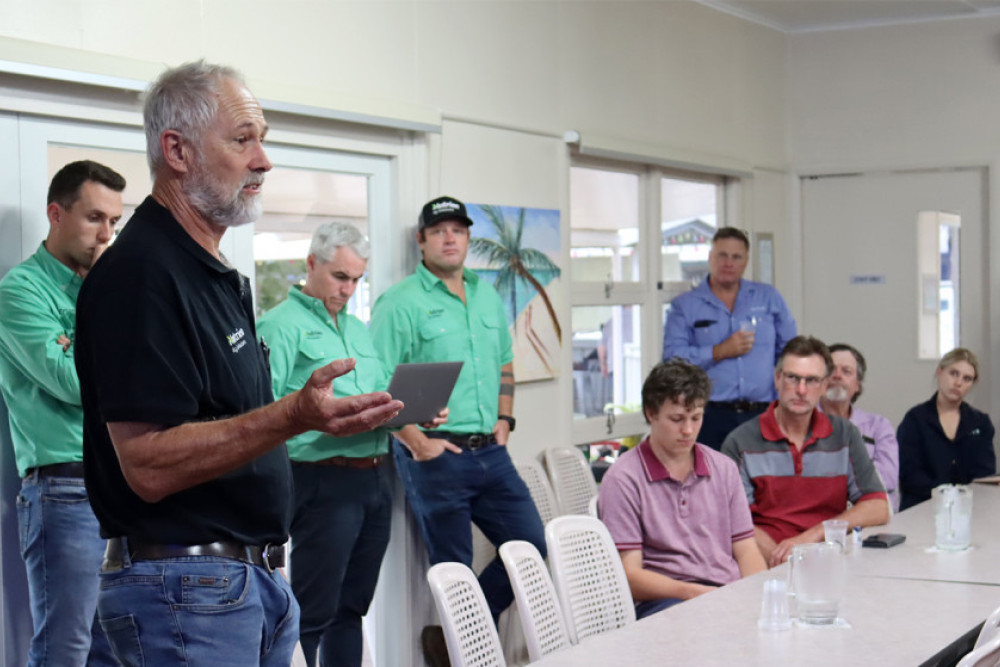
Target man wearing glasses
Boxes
[663,227,797,450]
[721,336,888,567]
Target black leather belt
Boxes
[24,461,85,479]
[424,431,496,451]
[707,400,771,413]
[102,536,286,573]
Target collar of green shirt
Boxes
[415,262,480,293]
[36,242,84,299]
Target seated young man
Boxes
[598,359,766,619]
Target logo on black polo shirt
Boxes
[226,327,247,354]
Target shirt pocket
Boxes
[478,313,506,360]
[418,319,465,361]
[693,319,725,347]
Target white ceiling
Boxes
[693,0,1000,33]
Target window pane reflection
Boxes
[570,167,640,283]
[253,167,370,319]
[661,176,718,284]
[572,305,641,419]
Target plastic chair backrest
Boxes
[543,447,598,516]
[587,494,599,519]
[975,604,1000,649]
[499,540,572,661]
[958,633,1000,667]
[545,515,635,644]
[514,458,561,525]
[427,562,507,667]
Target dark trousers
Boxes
[290,461,393,667]
[393,438,547,620]
[699,403,767,450]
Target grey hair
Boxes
[310,222,370,262]
[142,60,245,174]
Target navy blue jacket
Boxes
[897,393,996,511]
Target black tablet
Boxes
[384,362,463,428]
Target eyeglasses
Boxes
[780,372,825,388]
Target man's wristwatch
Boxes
[498,415,516,432]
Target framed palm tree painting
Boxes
[467,204,562,383]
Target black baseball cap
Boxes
[419,196,474,231]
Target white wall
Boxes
[787,16,1000,424]
[0,0,793,456]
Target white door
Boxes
[800,168,987,427]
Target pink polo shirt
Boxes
[598,439,755,586]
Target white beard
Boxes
[185,156,264,228]
[825,385,850,402]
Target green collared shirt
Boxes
[0,243,84,476]
[370,263,513,435]
[258,286,390,461]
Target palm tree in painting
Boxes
[469,205,562,342]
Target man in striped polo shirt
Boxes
[721,336,889,567]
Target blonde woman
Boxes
[897,348,996,510]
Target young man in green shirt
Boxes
[0,160,125,666]
[370,195,546,665]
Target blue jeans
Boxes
[393,439,546,619]
[635,597,684,619]
[17,473,116,667]
[290,462,393,667]
[96,549,299,666]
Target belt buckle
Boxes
[261,543,277,573]
[466,435,486,450]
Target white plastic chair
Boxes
[499,540,572,662]
[427,562,506,667]
[545,515,635,644]
[958,633,1000,667]
[975,604,1000,649]
[543,447,598,516]
[514,458,561,525]
[587,495,599,519]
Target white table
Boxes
[532,485,1000,666]
[531,570,999,666]
[852,483,1000,586]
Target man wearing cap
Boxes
[664,227,797,450]
[371,195,546,665]
[0,159,124,667]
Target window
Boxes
[253,168,370,319]
[569,159,734,446]
[917,211,961,359]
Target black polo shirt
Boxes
[76,196,291,544]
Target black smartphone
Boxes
[862,533,906,548]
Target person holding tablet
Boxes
[371,196,546,667]
[258,222,399,667]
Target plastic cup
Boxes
[758,577,792,631]
[823,519,849,550]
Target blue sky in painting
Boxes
[465,204,561,269]
[465,204,562,325]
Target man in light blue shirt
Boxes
[663,227,796,449]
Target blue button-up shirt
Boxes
[663,278,796,402]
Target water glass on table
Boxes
[758,576,792,632]
[823,519,849,551]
